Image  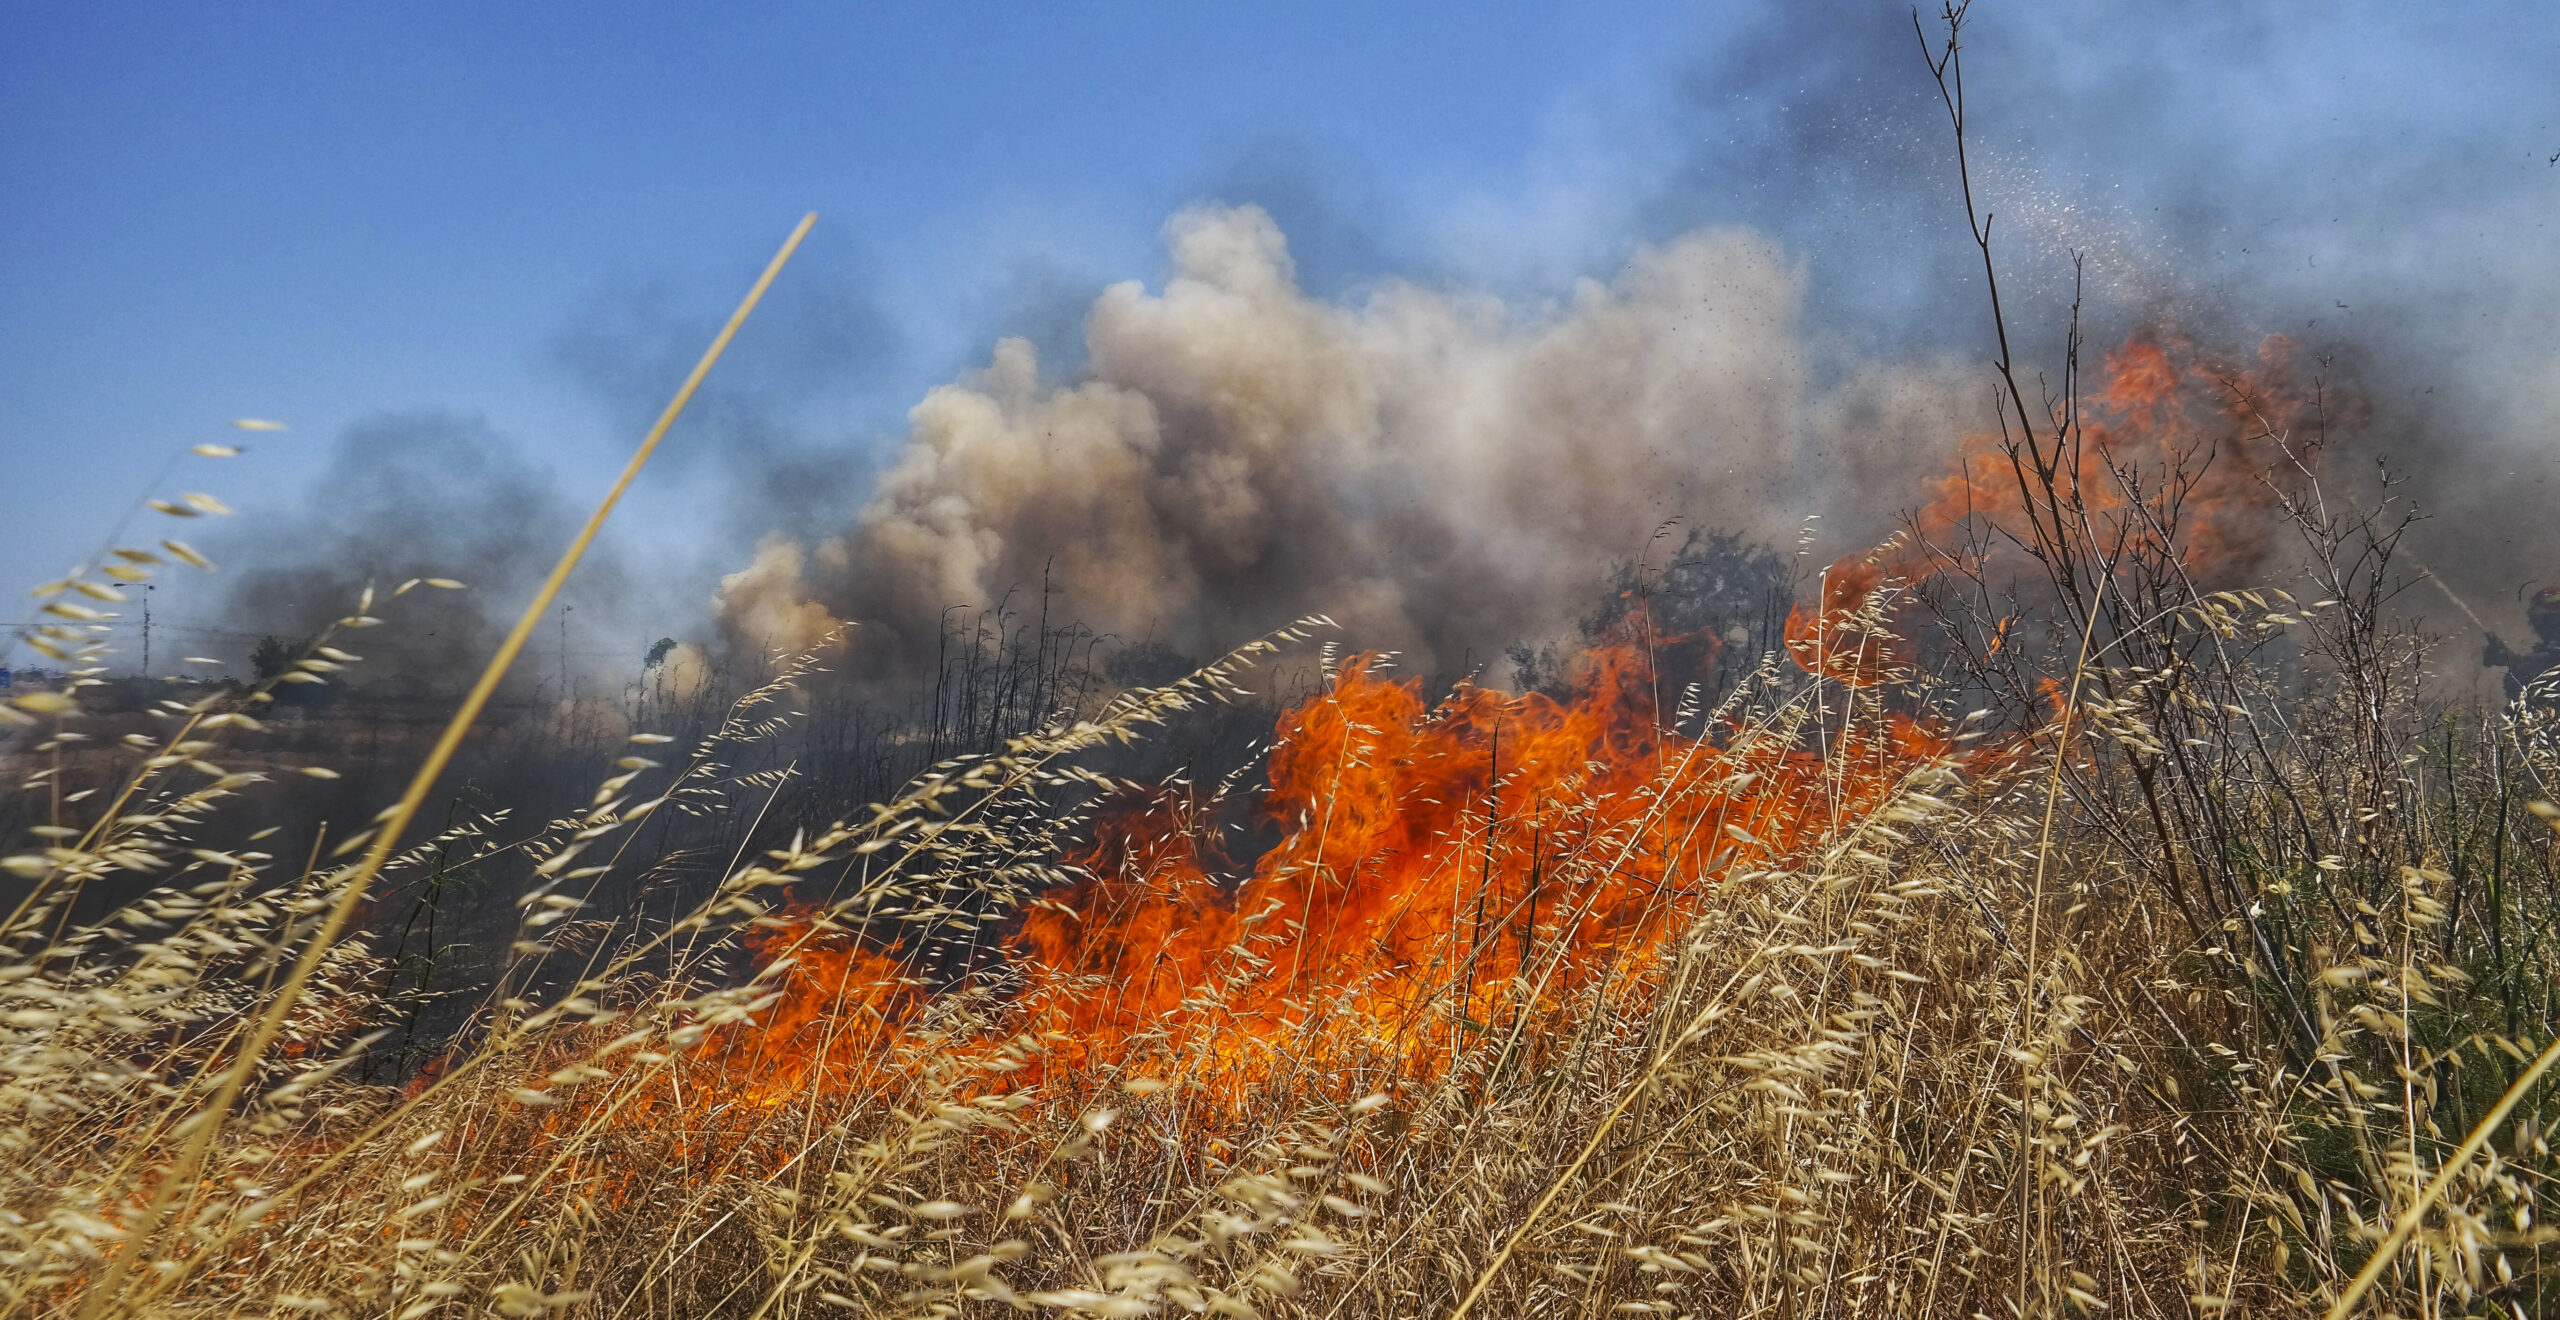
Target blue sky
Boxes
[5,1,2557,663]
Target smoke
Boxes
[715,204,1973,681]
[1640,0,2560,658]
[548,254,905,547]
[699,1,2554,695]
[210,411,627,693]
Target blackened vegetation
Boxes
[1511,528,1794,705]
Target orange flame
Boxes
[526,324,2338,1150]
[1784,553,1908,688]
[692,633,1961,1109]
[1801,328,2346,645]
[585,329,2314,1123]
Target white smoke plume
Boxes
[717,204,1973,681]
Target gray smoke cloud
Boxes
[549,254,906,548]
[714,203,1973,679]
[1642,0,2560,663]
[706,0,2556,697]
[211,411,627,694]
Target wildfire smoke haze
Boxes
[11,4,2560,1318]
[712,202,1976,683]
[619,267,2339,1134]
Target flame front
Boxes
[701,635,1956,1108]
[1787,328,2345,671]
[624,326,2316,1119]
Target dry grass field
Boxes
[9,421,2559,1317]
[8,29,2560,1317]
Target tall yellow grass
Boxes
[7,539,2558,1316]
[6,162,2560,1317]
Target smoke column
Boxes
[1637,0,2560,668]
[716,204,1974,681]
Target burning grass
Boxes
[10,75,2560,1318]
[9,553,2560,1317]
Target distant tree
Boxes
[1512,529,1791,701]
[248,634,329,706]
[250,635,303,682]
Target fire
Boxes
[1937,330,2333,571]
[600,333,2341,1116]
[1784,552,1908,688]
[689,631,1960,1109]
[1785,329,2341,670]
[699,930,924,1095]
[594,326,2311,1122]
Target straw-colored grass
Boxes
[8,540,2559,1317]
[8,164,2560,1320]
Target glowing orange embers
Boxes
[704,634,1956,1107]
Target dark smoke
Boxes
[208,411,626,695]
[700,4,2560,700]
[548,252,905,547]
[396,2,2542,713]
[1644,0,2560,679]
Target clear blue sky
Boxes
[5,1,2556,648]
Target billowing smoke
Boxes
[285,1,2540,705]
[718,1,2560,695]
[717,204,1973,681]
[210,412,626,694]
[1638,0,2560,679]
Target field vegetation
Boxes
[7,15,2560,1318]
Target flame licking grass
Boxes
[1918,329,2341,578]
[687,631,1967,1109]
[1788,328,2348,667]
[17,499,2560,1316]
[677,325,2342,1130]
